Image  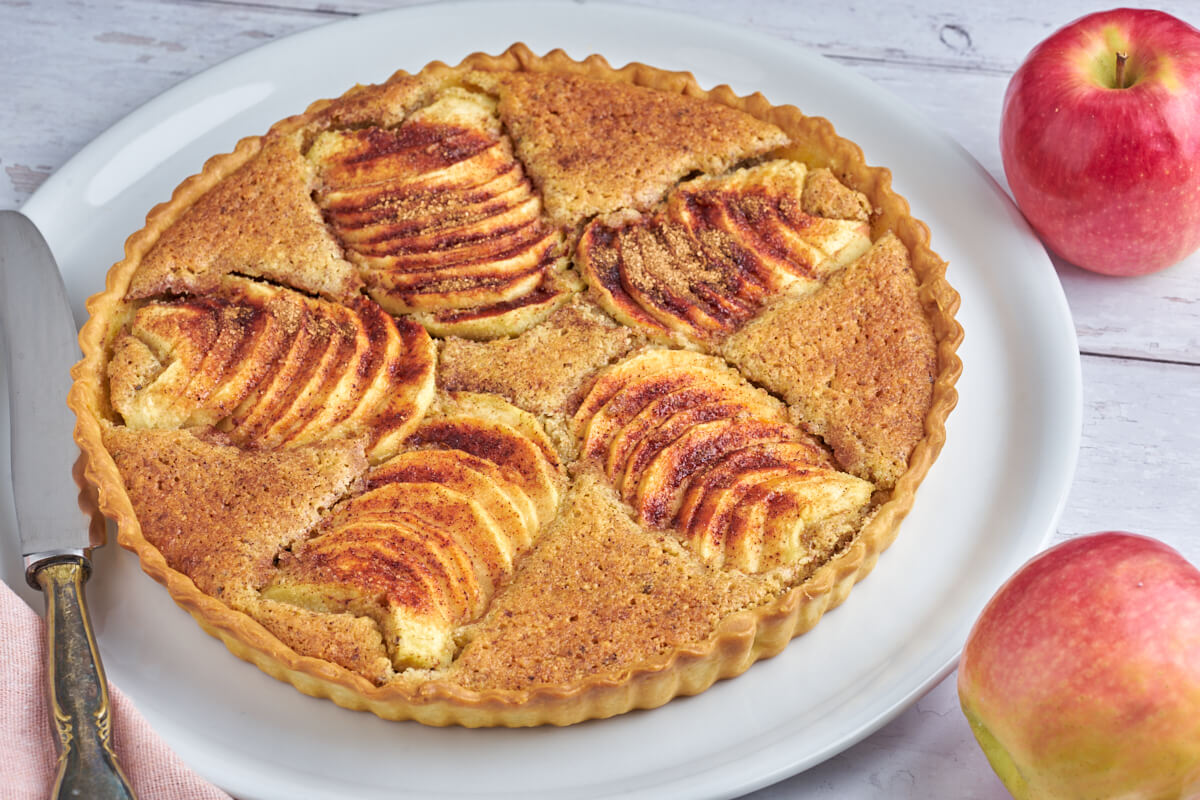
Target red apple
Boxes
[958,532,1200,798]
[1000,9,1200,275]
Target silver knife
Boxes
[0,209,136,799]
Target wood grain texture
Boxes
[1058,354,1200,555]
[2,0,1199,797]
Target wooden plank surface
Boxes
[3,1,1199,798]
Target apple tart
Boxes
[71,44,962,726]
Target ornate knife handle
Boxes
[31,556,137,800]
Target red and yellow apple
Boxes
[1000,9,1200,275]
[958,532,1200,798]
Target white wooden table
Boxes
[3,1,1198,798]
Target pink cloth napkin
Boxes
[1,579,232,800]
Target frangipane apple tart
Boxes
[70,44,962,727]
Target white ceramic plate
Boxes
[0,2,1081,798]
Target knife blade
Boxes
[0,209,136,799]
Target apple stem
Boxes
[1115,51,1128,88]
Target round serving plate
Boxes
[1,2,1081,798]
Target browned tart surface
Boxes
[71,45,961,727]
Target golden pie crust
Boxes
[70,44,962,727]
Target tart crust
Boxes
[70,43,963,727]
